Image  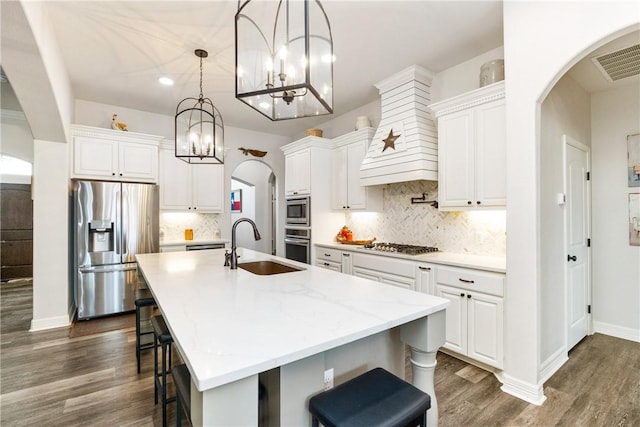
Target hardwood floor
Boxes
[1,279,639,426]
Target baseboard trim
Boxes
[539,347,568,384]
[497,372,546,406]
[30,315,71,331]
[593,321,640,343]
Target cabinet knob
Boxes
[460,293,465,297]
[112,172,116,176]
[188,207,192,210]
[119,173,123,176]
[467,294,472,299]
[342,206,346,209]
[567,255,577,262]
[467,201,472,205]
[476,200,481,205]
[193,207,197,210]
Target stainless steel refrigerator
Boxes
[73,180,159,319]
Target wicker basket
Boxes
[306,128,323,137]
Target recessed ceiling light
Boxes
[158,76,174,86]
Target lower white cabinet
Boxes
[315,247,353,274]
[159,147,224,212]
[415,262,436,294]
[435,265,504,369]
[352,252,416,290]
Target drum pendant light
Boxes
[235,0,334,121]
[175,49,224,164]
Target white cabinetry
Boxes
[434,265,504,369]
[415,262,436,294]
[71,124,161,183]
[315,247,354,274]
[429,81,505,210]
[331,129,383,211]
[352,252,416,290]
[159,146,224,212]
[284,148,311,197]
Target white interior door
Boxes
[564,135,591,350]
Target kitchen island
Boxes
[135,248,449,426]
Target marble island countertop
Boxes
[316,242,506,273]
[135,248,449,392]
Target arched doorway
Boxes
[231,160,276,255]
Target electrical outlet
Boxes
[323,368,334,391]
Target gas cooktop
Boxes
[362,242,439,255]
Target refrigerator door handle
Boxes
[115,189,123,256]
[79,265,137,274]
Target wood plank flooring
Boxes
[1,279,639,426]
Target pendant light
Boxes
[235,0,334,121]
[175,49,224,164]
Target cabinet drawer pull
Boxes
[324,253,331,257]
[418,266,431,271]
[323,262,330,266]
[459,278,475,284]
[342,253,350,257]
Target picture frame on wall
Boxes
[630,193,640,246]
[231,189,242,213]
[627,133,640,187]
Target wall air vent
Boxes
[591,43,640,82]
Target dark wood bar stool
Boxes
[134,288,156,373]
[152,314,175,427]
[172,364,192,426]
[308,367,431,427]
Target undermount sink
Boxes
[238,260,304,275]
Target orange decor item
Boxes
[185,229,194,240]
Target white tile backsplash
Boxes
[160,213,221,241]
[345,181,506,256]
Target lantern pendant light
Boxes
[175,49,224,164]
[235,0,334,121]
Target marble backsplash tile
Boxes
[160,213,221,241]
[345,181,506,256]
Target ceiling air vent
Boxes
[591,43,640,82]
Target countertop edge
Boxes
[160,238,229,246]
[315,242,506,273]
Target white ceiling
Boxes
[4,1,636,139]
[40,0,505,138]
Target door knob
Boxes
[567,255,577,262]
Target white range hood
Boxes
[360,65,438,186]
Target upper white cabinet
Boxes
[429,81,506,210]
[284,148,311,197]
[331,129,383,211]
[71,124,161,183]
[159,146,224,212]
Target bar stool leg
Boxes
[136,306,141,373]
[161,341,168,427]
[154,332,159,405]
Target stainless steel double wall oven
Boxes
[284,196,311,264]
